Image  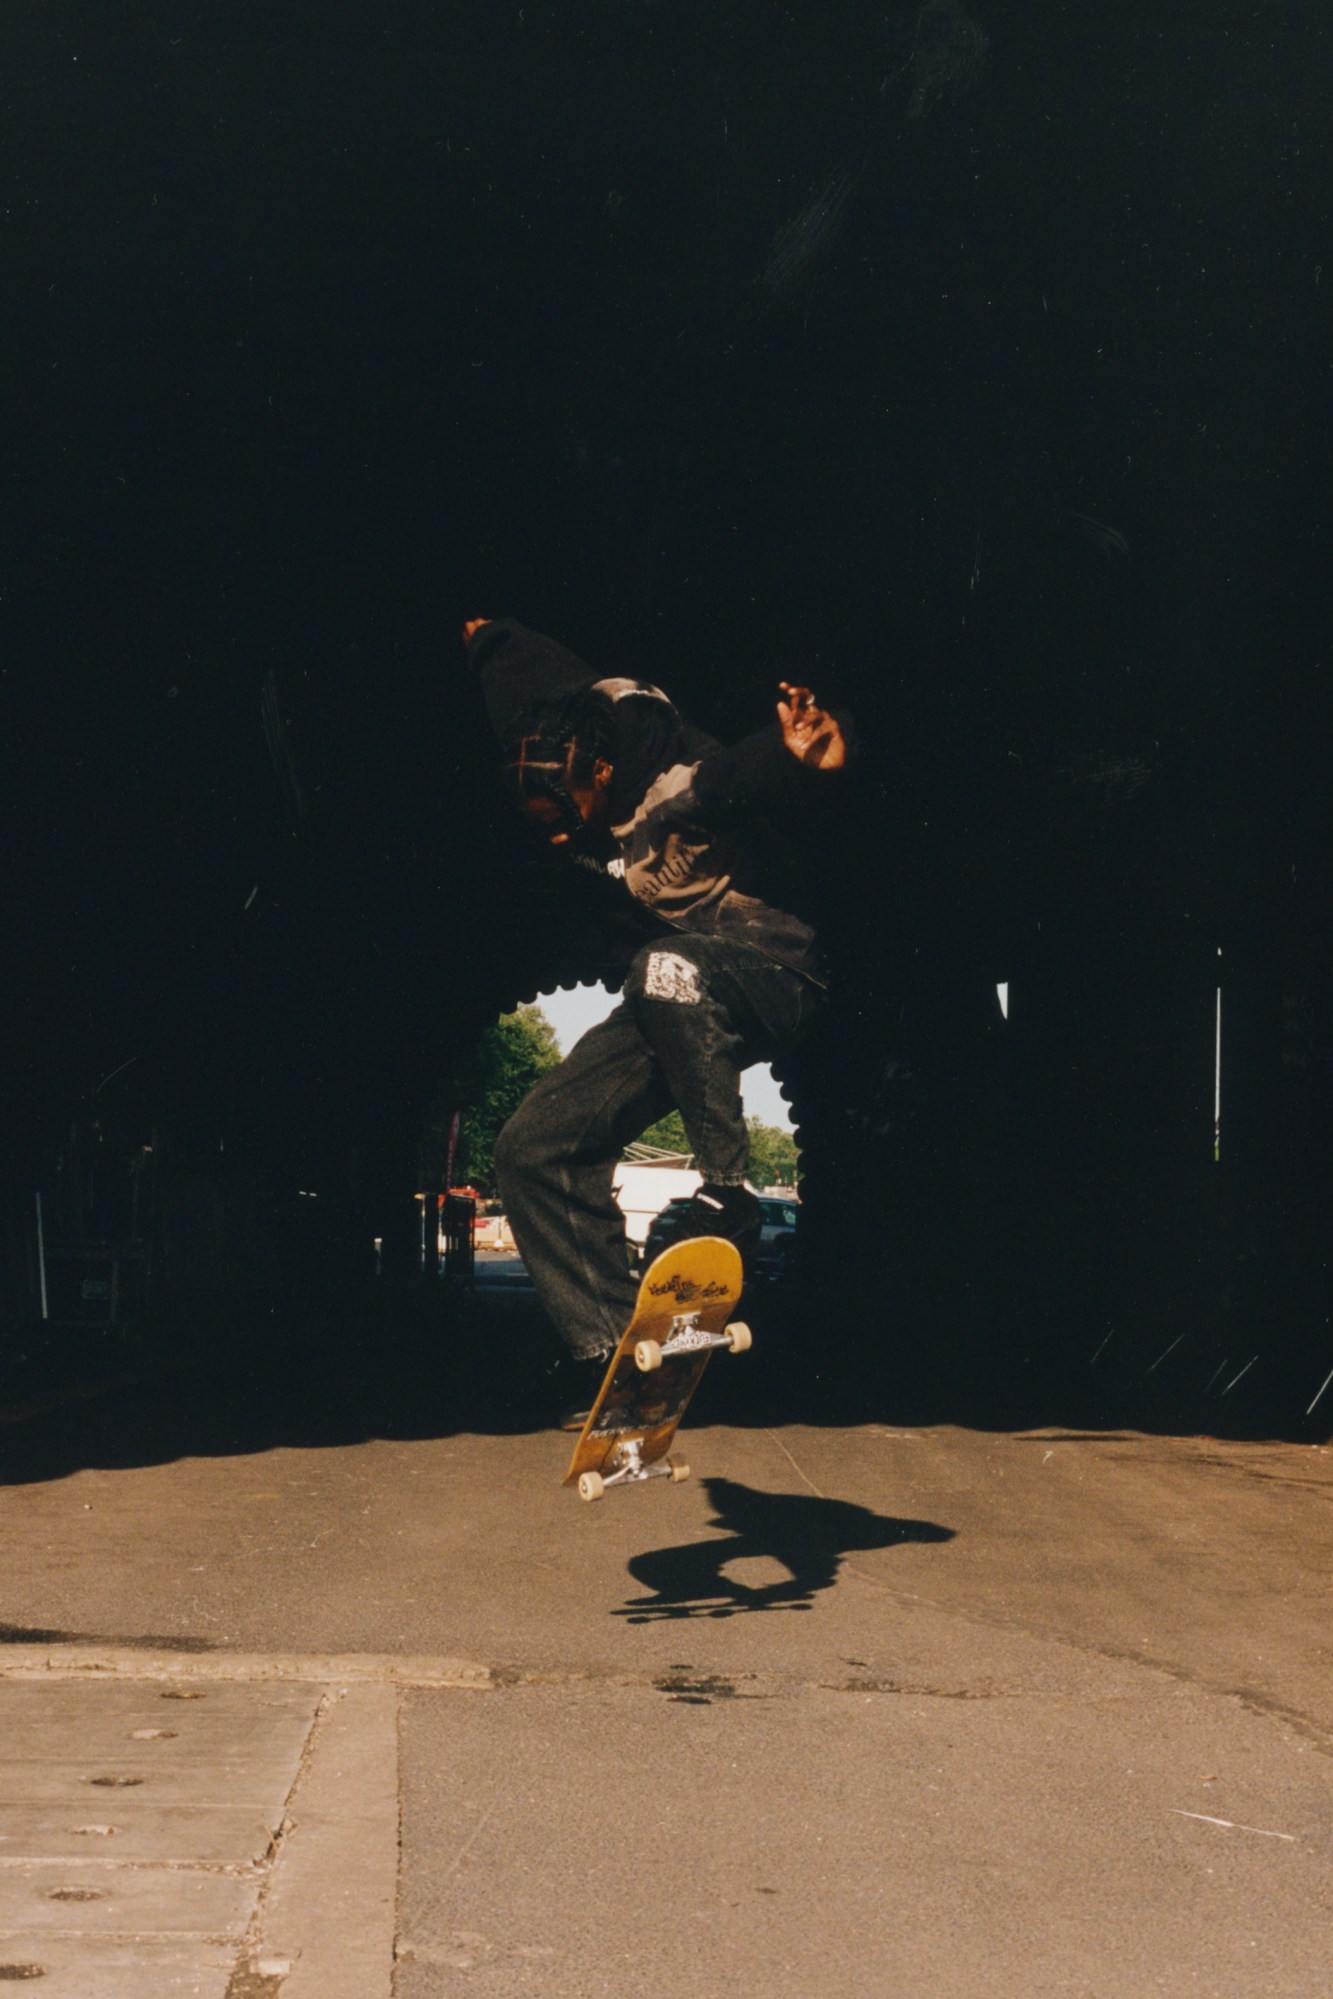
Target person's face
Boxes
[519,761,612,847]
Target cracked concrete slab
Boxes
[0,1935,237,1997]
[0,1860,253,1935]
[0,1803,292,1869]
[0,1678,323,1997]
[0,1681,320,1840]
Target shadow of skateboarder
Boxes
[613,1476,954,1622]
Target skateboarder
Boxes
[462,616,852,1420]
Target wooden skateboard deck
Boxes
[564,1237,750,1501]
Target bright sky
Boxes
[534,983,796,1132]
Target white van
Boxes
[612,1160,701,1251]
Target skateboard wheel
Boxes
[668,1461,691,1484]
[635,1339,663,1373]
[726,1321,753,1354]
[577,1472,606,1503]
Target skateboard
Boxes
[564,1237,751,1502]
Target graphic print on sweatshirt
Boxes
[609,760,820,975]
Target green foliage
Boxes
[745,1117,802,1190]
[420,1004,562,1194]
[635,1110,692,1156]
[633,1109,801,1188]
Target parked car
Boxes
[642,1193,799,1279]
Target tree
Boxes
[632,1109,802,1188]
[745,1118,802,1190]
[634,1110,692,1156]
[420,1005,562,1194]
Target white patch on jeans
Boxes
[644,950,701,1004]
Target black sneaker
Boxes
[549,1348,614,1433]
[682,1183,763,1268]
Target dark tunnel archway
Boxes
[5,1,1331,1440]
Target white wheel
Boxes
[577,1472,605,1503]
[726,1321,753,1353]
[668,1461,691,1484]
[635,1339,663,1372]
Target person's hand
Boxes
[461,617,491,645]
[777,683,847,770]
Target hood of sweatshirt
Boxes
[468,618,716,820]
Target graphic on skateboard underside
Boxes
[564,1237,750,1500]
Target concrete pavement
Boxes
[0,1674,318,1996]
[1,1312,1330,1996]
[396,1666,1331,1999]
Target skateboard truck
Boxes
[577,1439,692,1503]
[634,1311,753,1375]
[577,1313,753,1502]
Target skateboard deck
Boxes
[564,1237,750,1501]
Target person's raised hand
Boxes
[777,683,847,770]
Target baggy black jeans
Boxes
[493,933,818,1360]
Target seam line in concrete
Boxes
[224,1690,331,1995]
[0,1648,492,1688]
[0,1646,1038,1703]
[0,1927,239,1944]
[0,1859,262,1875]
[238,1682,400,1999]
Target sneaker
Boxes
[549,1347,614,1433]
[681,1183,763,1268]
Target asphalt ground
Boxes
[0,1260,1329,1995]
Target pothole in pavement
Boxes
[87,1775,144,1788]
[224,1957,290,1999]
[653,1671,747,1704]
[46,1889,105,1903]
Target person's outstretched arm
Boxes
[681,683,855,826]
